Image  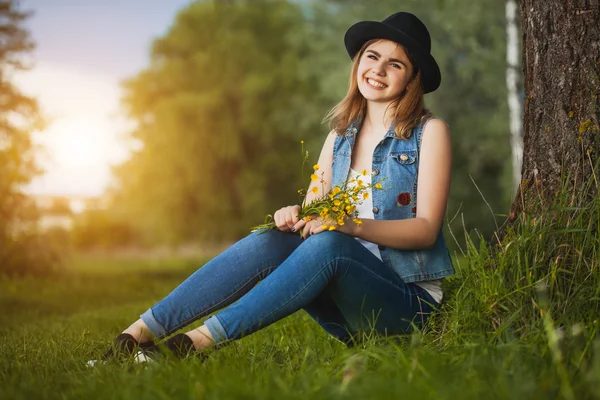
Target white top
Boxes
[347,168,443,304]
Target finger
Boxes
[302,221,313,239]
[292,219,306,232]
[275,213,288,231]
[273,212,282,230]
[309,222,322,237]
[291,213,300,226]
[285,214,294,230]
[312,224,325,236]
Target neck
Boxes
[363,101,393,135]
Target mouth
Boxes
[365,78,387,89]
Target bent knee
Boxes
[306,231,354,248]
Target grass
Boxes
[2,178,600,399]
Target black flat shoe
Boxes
[87,333,156,366]
[158,333,198,359]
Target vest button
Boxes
[372,168,379,176]
[372,207,379,214]
[378,245,385,251]
[400,153,408,161]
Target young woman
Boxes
[92,11,454,364]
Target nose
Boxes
[372,60,386,76]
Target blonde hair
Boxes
[324,39,432,140]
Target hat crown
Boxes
[343,11,441,93]
[382,12,431,52]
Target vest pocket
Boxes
[390,150,417,165]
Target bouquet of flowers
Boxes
[251,141,385,234]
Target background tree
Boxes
[504,0,600,229]
[506,0,524,196]
[112,0,322,244]
[0,0,56,275]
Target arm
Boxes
[349,119,452,249]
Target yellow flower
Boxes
[332,187,341,195]
[333,199,341,206]
[363,192,369,199]
[332,206,339,212]
[328,226,336,231]
[310,174,318,181]
[357,180,363,187]
[305,216,312,221]
[362,169,367,176]
[322,225,328,230]
[568,111,574,118]
[352,195,358,201]
[312,187,319,194]
[313,164,320,170]
[375,183,382,189]
[322,207,329,213]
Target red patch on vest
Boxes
[397,192,411,206]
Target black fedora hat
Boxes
[344,12,441,94]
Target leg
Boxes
[202,231,438,346]
[136,229,302,341]
[303,289,354,345]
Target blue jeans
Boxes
[140,230,439,345]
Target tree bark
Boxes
[499,0,600,239]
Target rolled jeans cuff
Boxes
[140,308,168,338]
[204,315,229,344]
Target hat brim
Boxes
[344,21,441,93]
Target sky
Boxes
[15,0,193,196]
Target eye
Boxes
[390,63,401,69]
[366,54,377,60]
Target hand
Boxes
[274,205,306,232]
[301,214,355,239]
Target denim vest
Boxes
[331,116,455,283]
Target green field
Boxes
[1,251,598,400]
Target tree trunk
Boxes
[500,0,600,238]
[506,0,523,197]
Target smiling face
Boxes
[356,39,415,106]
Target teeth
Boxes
[367,78,386,88]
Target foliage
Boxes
[112,0,513,249]
[112,0,321,244]
[425,163,600,400]
[0,0,59,276]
